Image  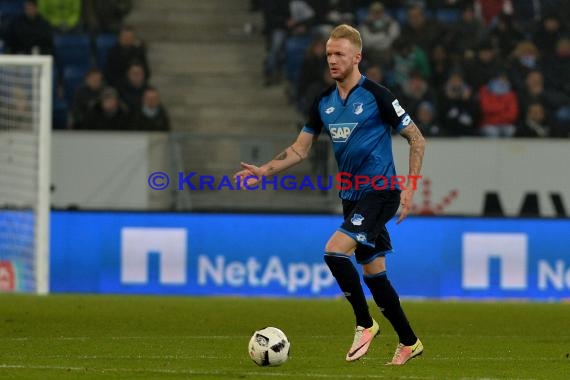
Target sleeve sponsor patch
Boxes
[392,99,405,117]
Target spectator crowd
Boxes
[0,0,170,131]
[256,0,570,138]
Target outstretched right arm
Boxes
[233,131,316,187]
[235,91,326,187]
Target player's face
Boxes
[326,38,361,82]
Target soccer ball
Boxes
[248,326,290,366]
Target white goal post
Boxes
[0,55,52,294]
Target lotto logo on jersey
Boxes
[392,100,405,116]
[329,123,358,143]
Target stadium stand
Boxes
[94,33,117,69]
[53,33,91,70]
[257,0,570,138]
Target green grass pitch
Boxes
[0,294,569,379]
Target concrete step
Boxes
[169,104,296,129]
[169,115,298,134]
[146,42,264,74]
[153,75,282,101]
[150,59,260,76]
[133,0,250,13]
[135,23,260,43]
[165,110,297,133]
[170,120,298,134]
[158,81,291,108]
[149,67,264,87]
[129,0,261,43]
[170,118,298,134]
[129,10,256,27]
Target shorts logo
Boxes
[351,214,364,226]
[402,115,411,126]
[353,103,364,115]
[355,233,367,243]
[329,123,358,143]
[325,106,335,114]
[392,99,405,117]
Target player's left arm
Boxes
[398,122,426,224]
[363,81,426,223]
[363,80,427,223]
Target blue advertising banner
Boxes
[0,211,36,292]
[49,212,570,300]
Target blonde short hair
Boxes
[329,24,362,52]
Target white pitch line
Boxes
[0,355,563,362]
[0,364,542,380]
[0,354,234,360]
[0,335,249,341]
[424,357,564,362]
[0,364,435,379]
[2,334,568,341]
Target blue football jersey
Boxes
[302,75,413,201]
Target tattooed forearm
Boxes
[406,134,419,145]
[275,146,304,162]
[409,144,424,176]
[290,145,304,160]
[260,134,312,177]
[401,124,426,176]
[402,125,421,145]
[274,150,288,160]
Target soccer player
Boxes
[234,24,426,365]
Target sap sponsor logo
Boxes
[462,233,528,289]
[121,228,187,284]
[329,123,357,143]
[197,255,334,293]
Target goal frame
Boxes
[0,55,52,294]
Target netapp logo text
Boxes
[197,255,334,293]
[538,261,570,290]
[462,233,570,291]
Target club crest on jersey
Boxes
[353,102,364,115]
[328,123,357,143]
[325,106,335,114]
[351,214,364,226]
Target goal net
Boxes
[0,56,52,294]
